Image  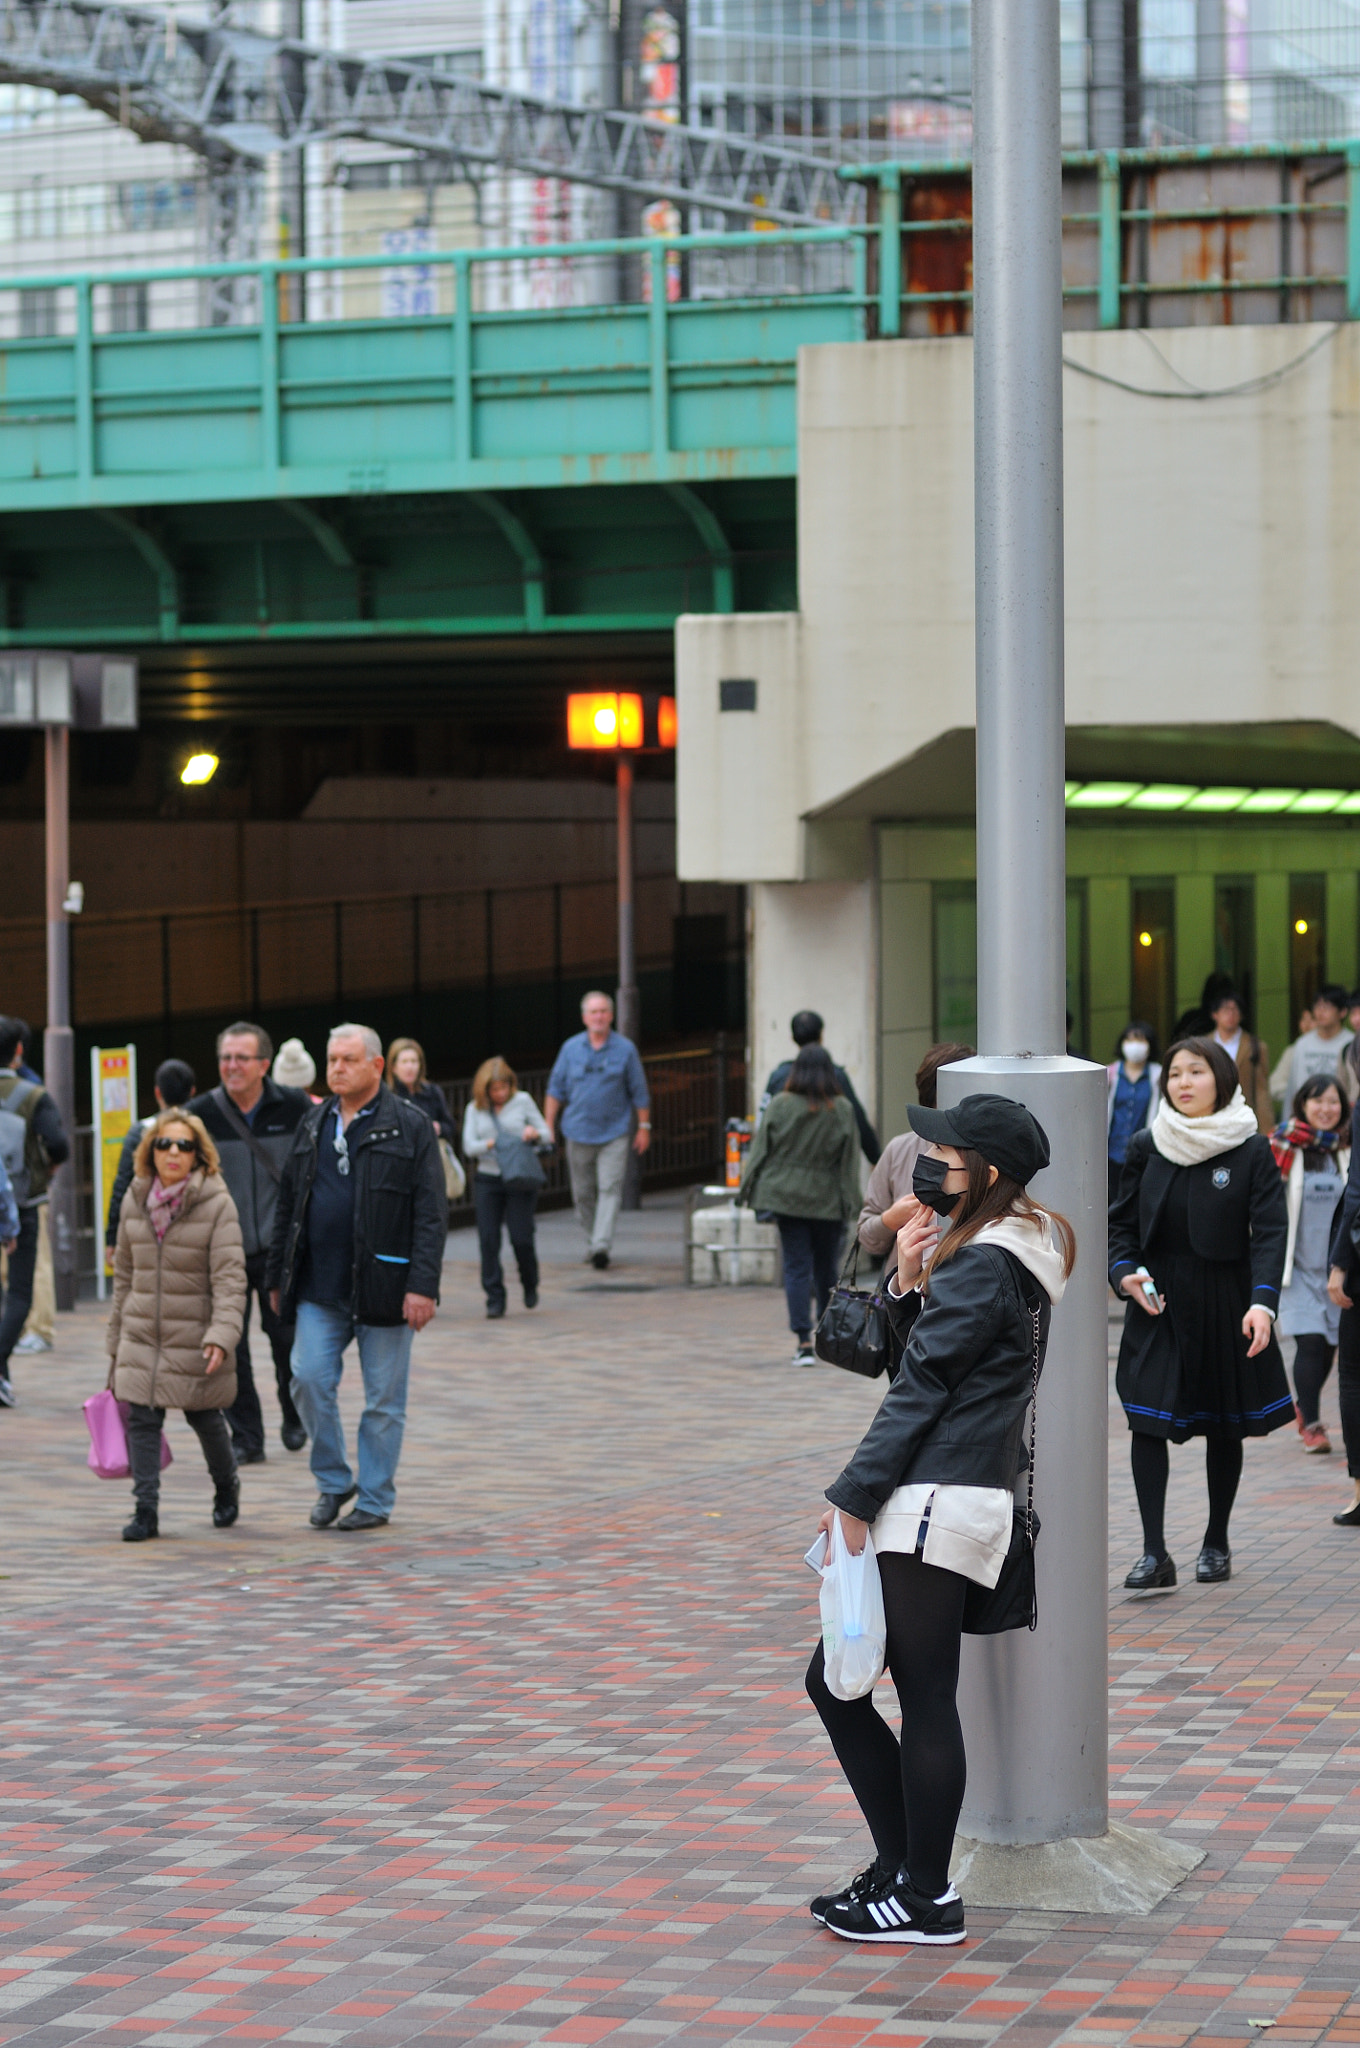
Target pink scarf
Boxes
[146,1176,190,1241]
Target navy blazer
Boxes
[1108,1128,1286,1314]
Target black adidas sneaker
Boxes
[820,1868,966,1945]
[809,1854,890,1926]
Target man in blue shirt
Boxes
[544,991,650,1269]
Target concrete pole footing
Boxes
[950,1822,1205,1915]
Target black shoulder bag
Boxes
[213,1086,282,1185]
[961,1262,1043,1636]
[813,1240,892,1379]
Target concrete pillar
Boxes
[879,872,934,1143]
[1326,869,1358,996]
[1256,870,1290,1060]
[1087,873,1131,1061]
[748,880,877,1125]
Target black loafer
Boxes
[1124,1552,1177,1592]
[524,1286,539,1308]
[1195,1545,1231,1583]
[235,1448,268,1466]
[280,1422,308,1453]
[1332,1503,1360,1527]
[310,1486,357,1530]
[486,1301,506,1319]
[335,1507,389,1532]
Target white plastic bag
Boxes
[818,1511,887,1701]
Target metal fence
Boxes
[70,1038,747,1291]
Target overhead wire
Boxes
[1061,320,1343,400]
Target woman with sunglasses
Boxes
[107,1109,246,1542]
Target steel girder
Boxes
[0,0,864,229]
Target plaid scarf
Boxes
[1269,1117,1343,1178]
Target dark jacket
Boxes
[1328,1098,1360,1274]
[0,1070,69,1206]
[187,1079,313,1260]
[393,1077,453,1136]
[763,1058,880,1164]
[826,1243,1051,1520]
[1108,1128,1286,1312]
[266,1084,446,1325]
[106,1117,150,1246]
[740,1091,862,1223]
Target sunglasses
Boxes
[153,1137,198,1155]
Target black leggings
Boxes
[1291,1331,1335,1428]
[1130,1430,1243,1558]
[806,1549,967,1898]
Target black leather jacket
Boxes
[826,1242,1051,1522]
[266,1085,446,1326]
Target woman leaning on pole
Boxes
[1110,1036,1291,1592]
[805,1095,1073,1947]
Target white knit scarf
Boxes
[1150,1087,1258,1167]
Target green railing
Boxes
[0,142,1356,514]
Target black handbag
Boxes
[962,1268,1043,1636]
[813,1242,892,1379]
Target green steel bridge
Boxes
[0,143,1356,686]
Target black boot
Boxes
[213,1476,240,1529]
[122,1505,159,1543]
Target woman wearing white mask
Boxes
[1106,1023,1161,1208]
[1109,1037,1290,1593]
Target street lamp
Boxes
[0,652,139,1309]
[565,693,676,1047]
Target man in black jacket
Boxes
[762,1010,880,1164]
[189,1022,312,1461]
[267,1023,444,1532]
[0,1017,71,1406]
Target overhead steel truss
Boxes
[0,0,864,230]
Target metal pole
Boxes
[617,755,642,1210]
[616,756,638,1044]
[942,0,1110,1860]
[43,724,77,1312]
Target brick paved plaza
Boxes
[1,1197,1359,2046]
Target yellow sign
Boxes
[91,1045,137,1293]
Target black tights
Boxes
[1130,1431,1243,1558]
[805,1550,967,1898]
[1291,1332,1335,1428]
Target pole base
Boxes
[950,1821,1203,1915]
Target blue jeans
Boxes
[291,1300,414,1517]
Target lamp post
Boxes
[1,653,138,1310]
[565,692,676,1047]
[936,2,1199,1913]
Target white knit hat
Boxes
[272,1037,316,1090]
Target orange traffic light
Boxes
[657,695,677,748]
[566,692,644,749]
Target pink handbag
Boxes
[83,1388,173,1480]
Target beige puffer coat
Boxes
[108,1170,247,1411]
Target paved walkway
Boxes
[1,1196,1359,2045]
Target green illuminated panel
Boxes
[1183,787,1250,811]
[1236,788,1303,813]
[1066,782,1141,808]
[1288,789,1348,814]
[1125,784,1198,810]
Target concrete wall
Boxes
[677,322,1360,886]
[749,878,877,1124]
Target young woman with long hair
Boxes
[1270,1071,1350,1454]
[805,1094,1075,1946]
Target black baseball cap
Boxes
[907,1094,1051,1184]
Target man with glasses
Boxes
[188,1022,311,1461]
[267,1024,444,1532]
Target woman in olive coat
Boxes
[741,1045,862,1366]
[108,1109,247,1542]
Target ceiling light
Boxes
[180,751,219,786]
[1288,789,1348,814]
[1183,787,1251,812]
[1235,788,1301,813]
[1066,782,1141,808]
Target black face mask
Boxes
[912,1154,959,1216]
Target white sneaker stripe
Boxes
[866,1899,890,1928]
